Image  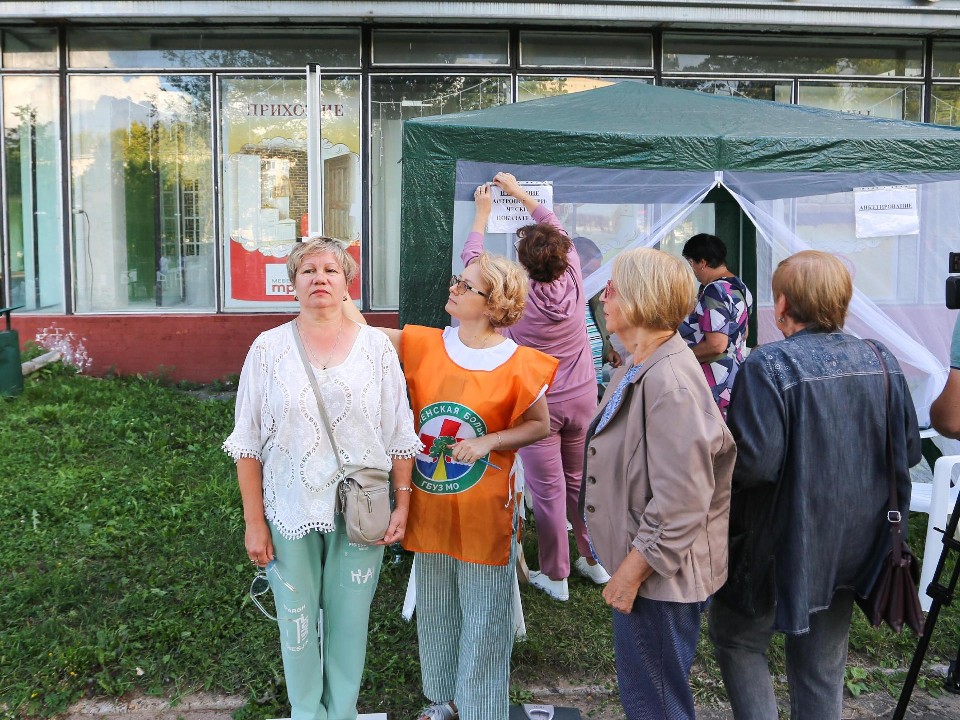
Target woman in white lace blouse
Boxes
[223,237,422,720]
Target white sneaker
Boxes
[574,556,611,585]
[529,571,569,601]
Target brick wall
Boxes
[11,312,400,383]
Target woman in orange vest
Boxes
[352,252,558,720]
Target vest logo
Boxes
[415,402,488,495]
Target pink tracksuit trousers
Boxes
[519,390,597,580]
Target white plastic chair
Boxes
[909,453,960,611]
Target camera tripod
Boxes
[894,488,960,719]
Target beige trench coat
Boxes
[581,333,736,603]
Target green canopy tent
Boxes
[399,81,960,420]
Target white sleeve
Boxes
[378,338,424,459]
[222,338,267,462]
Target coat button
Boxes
[588,446,596,456]
[586,504,596,513]
[587,476,596,485]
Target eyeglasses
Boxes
[602,279,617,299]
[449,274,487,297]
[250,560,297,622]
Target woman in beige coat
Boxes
[580,248,735,720]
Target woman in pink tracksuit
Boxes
[462,172,609,601]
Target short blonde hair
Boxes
[612,248,696,331]
[287,236,358,284]
[772,250,851,332]
[473,252,528,328]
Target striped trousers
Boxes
[415,549,516,720]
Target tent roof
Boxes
[405,81,960,172]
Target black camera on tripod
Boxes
[948,252,960,309]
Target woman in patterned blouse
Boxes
[223,237,422,720]
[678,233,753,418]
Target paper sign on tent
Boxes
[854,185,919,239]
[486,181,554,234]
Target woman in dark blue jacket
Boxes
[710,250,922,720]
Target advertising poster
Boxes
[221,76,361,309]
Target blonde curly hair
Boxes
[472,253,528,328]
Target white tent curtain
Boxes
[451,161,957,423]
[723,170,959,424]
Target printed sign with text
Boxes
[854,185,919,239]
[486,181,554,234]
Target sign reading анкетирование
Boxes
[486,181,554,234]
[854,185,919,239]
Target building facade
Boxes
[2,1,959,380]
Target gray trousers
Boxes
[415,550,516,720]
[708,589,856,720]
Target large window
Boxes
[518,76,648,103]
[798,82,922,121]
[69,75,214,312]
[68,27,360,70]
[372,30,509,67]
[663,34,923,77]
[220,74,362,310]
[370,75,509,309]
[3,76,63,311]
[1,27,58,69]
[931,85,960,126]
[519,32,653,69]
[661,78,791,103]
[931,41,960,127]
[932,40,960,79]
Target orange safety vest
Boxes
[401,325,559,566]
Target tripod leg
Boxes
[894,484,960,717]
[894,604,942,720]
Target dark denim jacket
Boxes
[723,329,921,634]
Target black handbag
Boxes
[855,340,924,635]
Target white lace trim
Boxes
[268,516,337,540]
[222,439,260,463]
[390,440,425,460]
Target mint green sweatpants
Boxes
[269,519,384,720]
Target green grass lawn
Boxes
[0,366,957,718]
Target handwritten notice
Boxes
[854,185,919,239]
[486,181,554,234]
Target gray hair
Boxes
[286,236,358,284]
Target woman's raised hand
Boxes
[492,171,524,199]
[474,183,492,215]
[471,184,493,234]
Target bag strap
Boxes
[290,320,345,474]
[864,339,902,562]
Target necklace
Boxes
[298,318,344,370]
[463,328,496,349]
